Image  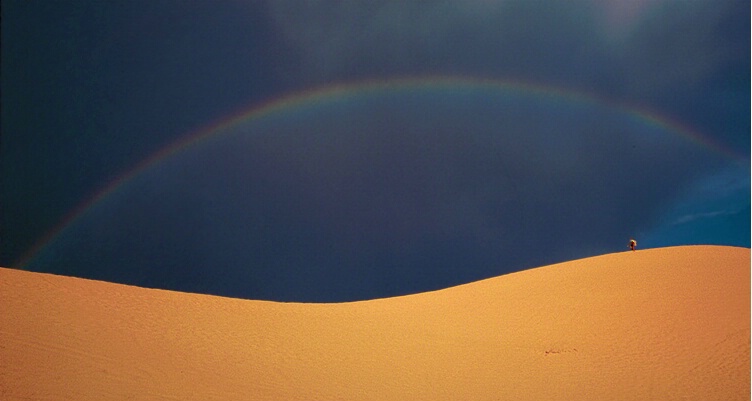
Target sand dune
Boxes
[1,245,749,400]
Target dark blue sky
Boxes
[2,0,749,302]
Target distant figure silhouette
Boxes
[629,239,637,252]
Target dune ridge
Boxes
[1,245,749,400]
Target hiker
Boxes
[629,239,637,252]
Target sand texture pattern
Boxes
[1,245,749,400]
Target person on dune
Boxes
[629,239,637,252]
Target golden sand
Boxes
[1,245,748,400]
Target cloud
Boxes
[671,209,744,226]
[265,1,602,85]
[263,0,749,155]
[264,1,745,86]
[7,0,748,302]
[640,164,750,247]
[668,166,750,227]
[25,85,729,301]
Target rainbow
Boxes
[15,75,747,269]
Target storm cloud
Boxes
[3,0,749,301]
[25,85,728,301]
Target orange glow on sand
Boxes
[1,245,748,400]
